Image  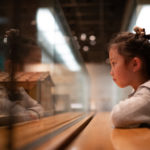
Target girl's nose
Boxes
[110,69,113,76]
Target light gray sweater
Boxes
[111,80,150,128]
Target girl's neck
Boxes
[132,77,149,91]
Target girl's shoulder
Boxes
[132,80,150,97]
[139,80,150,90]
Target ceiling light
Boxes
[36,8,81,71]
[80,33,87,41]
[83,46,89,52]
[89,35,96,41]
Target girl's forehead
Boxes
[109,47,120,59]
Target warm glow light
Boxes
[89,35,96,41]
[36,8,81,71]
[83,46,89,52]
[70,103,83,109]
[80,33,87,41]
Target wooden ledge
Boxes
[0,112,84,150]
[31,112,94,150]
[67,112,114,150]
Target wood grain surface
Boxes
[67,112,150,150]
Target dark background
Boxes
[59,0,129,63]
[0,0,133,63]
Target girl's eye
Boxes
[111,62,116,66]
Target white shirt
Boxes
[111,80,150,128]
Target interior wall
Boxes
[86,63,132,112]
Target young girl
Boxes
[109,26,150,128]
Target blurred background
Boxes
[0,0,149,116]
[1,0,150,149]
[58,0,150,111]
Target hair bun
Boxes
[3,28,20,44]
[133,26,150,40]
[133,26,145,36]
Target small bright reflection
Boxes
[83,46,89,52]
[89,35,96,41]
[70,147,78,150]
[71,103,83,109]
[36,8,81,71]
[80,33,87,41]
[24,64,51,72]
[136,5,150,33]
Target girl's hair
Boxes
[108,26,150,78]
[2,29,38,101]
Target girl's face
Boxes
[109,47,133,88]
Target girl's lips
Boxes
[113,78,116,81]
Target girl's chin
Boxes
[118,85,126,88]
[115,81,127,88]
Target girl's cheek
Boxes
[112,67,117,75]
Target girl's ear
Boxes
[131,57,142,72]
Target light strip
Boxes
[135,5,150,33]
[36,8,81,71]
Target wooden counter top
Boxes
[67,112,150,150]
[0,112,84,150]
[111,126,150,150]
[1,112,150,150]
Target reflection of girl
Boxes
[0,29,44,123]
[0,86,44,122]
[109,27,150,128]
[3,28,41,72]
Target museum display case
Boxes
[0,0,90,149]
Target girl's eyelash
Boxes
[111,62,116,66]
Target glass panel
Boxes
[0,0,90,124]
[0,1,90,149]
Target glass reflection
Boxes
[0,0,90,124]
[0,0,90,149]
